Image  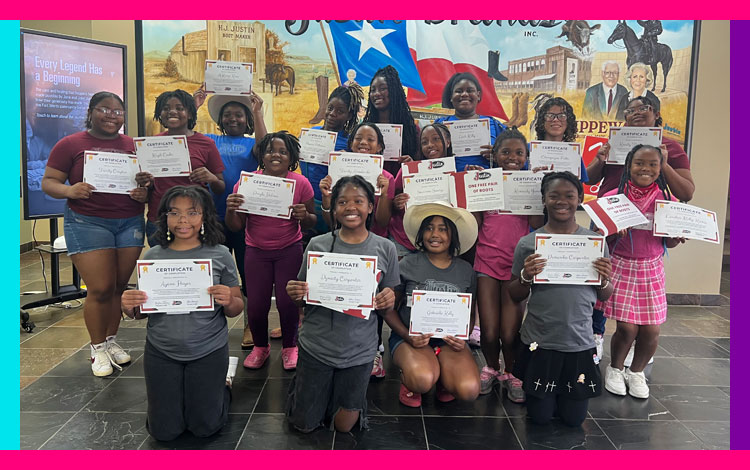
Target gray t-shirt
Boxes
[512,226,610,353]
[297,231,400,368]
[144,244,239,361]
[396,251,477,330]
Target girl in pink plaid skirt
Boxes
[597,145,685,399]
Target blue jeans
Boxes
[63,205,144,255]
[592,308,606,335]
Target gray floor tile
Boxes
[41,411,149,450]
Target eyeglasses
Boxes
[94,107,125,116]
[544,113,568,122]
[623,105,653,116]
[603,71,618,76]
[166,211,202,220]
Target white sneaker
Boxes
[604,365,627,396]
[106,341,131,365]
[625,369,650,399]
[226,356,238,387]
[623,342,654,368]
[91,349,121,377]
[594,334,604,362]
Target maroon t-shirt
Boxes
[598,137,690,197]
[46,131,142,218]
[147,132,225,221]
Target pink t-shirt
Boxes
[147,132,225,221]
[371,170,396,238]
[474,212,531,280]
[603,187,678,259]
[233,170,314,250]
[46,131,143,219]
[387,168,416,251]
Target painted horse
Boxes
[265,63,295,95]
[607,20,673,93]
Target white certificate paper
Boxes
[403,173,452,208]
[401,156,456,177]
[328,152,384,196]
[82,151,139,195]
[409,291,472,339]
[137,259,214,314]
[499,171,545,215]
[375,123,403,161]
[652,200,720,244]
[204,60,253,95]
[529,141,581,177]
[299,128,337,164]
[235,171,296,219]
[534,234,605,285]
[607,127,662,165]
[445,118,491,156]
[134,135,192,177]
[306,252,378,310]
[583,195,649,237]
[449,168,505,212]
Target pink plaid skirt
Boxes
[596,254,667,325]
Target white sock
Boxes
[106,335,116,344]
[227,356,238,379]
[91,341,106,355]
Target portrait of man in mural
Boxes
[582,61,629,121]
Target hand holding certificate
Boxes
[445,119,491,157]
[137,259,214,313]
[583,195,649,236]
[204,60,253,95]
[653,200,720,243]
[234,171,296,219]
[529,141,582,177]
[409,291,472,339]
[449,168,505,212]
[83,151,139,194]
[534,234,605,284]
[134,135,192,177]
[328,152,384,196]
[299,128,337,164]
[607,127,662,165]
[374,123,403,161]
[306,252,378,311]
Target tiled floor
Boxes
[20,250,730,449]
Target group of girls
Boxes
[42,62,693,438]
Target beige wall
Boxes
[19,21,730,297]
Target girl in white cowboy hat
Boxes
[382,202,480,407]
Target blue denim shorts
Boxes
[63,204,145,255]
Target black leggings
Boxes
[526,393,589,427]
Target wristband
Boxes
[597,279,610,290]
[519,268,533,286]
[321,206,331,213]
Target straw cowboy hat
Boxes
[207,94,254,125]
[403,202,478,255]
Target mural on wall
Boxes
[140,20,697,158]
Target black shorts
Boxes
[513,343,602,400]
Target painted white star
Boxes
[345,22,396,60]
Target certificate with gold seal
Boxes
[409,291,472,339]
[137,259,214,314]
[534,234,605,285]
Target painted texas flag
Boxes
[406,21,508,121]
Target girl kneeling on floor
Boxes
[509,172,613,426]
[384,202,480,407]
[121,186,244,441]
[285,176,400,432]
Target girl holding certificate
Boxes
[299,85,364,239]
[508,172,613,427]
[194,87,268,349]
[286,176,399,433]
[533,97,589,182]
[121,186,244,441]
[42,91,147,377]
[598,145,684,400]
[384,203,480,408]
[435,72,506,171]
[474,127,544,403]
[225,131,316,371]
[139,90,225,246]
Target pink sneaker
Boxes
[399,383,422,407]
[479,366,501,395]
[436,382,455,403]
[281,346,298,370]
[243,345,270,369]
[468,326,481,347]
[371,352,386,378]
[502,373,526,403]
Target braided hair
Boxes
[217,101,254,136]
[328,175,376,251]
[153,89,197,130]
[328,84,364,135]
[625,96,663,126]
[363,65,419,158]
[417,122,453,160]
[347,122,385,155]
[256,131,301,172]
[85,91,125,129]
[534,97,577,142]
[617,144,671,200]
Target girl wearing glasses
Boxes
[121,185,243,441]
[42,92,147,377]
[532,97,589,183]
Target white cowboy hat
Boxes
[404,202,478,255]
[207,94,254,125]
